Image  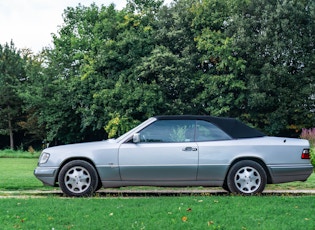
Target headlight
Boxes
[39,152,50,164]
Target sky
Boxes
[0,0,128,53]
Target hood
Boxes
[43,139,118,154]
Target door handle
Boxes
[182,147,198,151]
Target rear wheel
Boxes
[95,181,103,192]
[58,160,99,197]
[227,160,267,195]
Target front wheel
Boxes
[58,160,99,197]
[226,160,267,195]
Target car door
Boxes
[118,119,199,181]
[194,120,233,181]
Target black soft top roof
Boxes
[154,115,265,139]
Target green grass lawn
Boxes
[1,196,315,229]
[0,156,314,229]
[0,158,44,190]
[0,149,40,159]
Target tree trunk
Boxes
[8,115,14,150]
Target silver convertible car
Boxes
[34,115,313,196]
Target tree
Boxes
[100,0,203,136]
[26,4,119,144]
[191,0,247,117]
[190,0,315,135]
[229,0,315,135]
[16,0,315,147]
[0,42,26,149]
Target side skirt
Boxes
[101,180,224,188]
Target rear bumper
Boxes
[34,167,58,186]
[268,164,314,183]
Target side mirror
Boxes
[133,133,141,143]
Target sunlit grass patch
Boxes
[0,158,46,190]
[0,196,314,229]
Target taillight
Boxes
[301,149,310,159]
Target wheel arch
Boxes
[225,157,272,184]
[55,157,100,184]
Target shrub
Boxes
[300,128,315,167]
[311,148,315,168]
[301,128,315,147]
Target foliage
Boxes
[105,113,140,138]
[228,0,315,135]
[193,74,247,117]
[301,128,315,147]
[0,42,26,149]
[311,148,315,168]
[0,0,314,147]
[300,128,315,166]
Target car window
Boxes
[139,120,196,143]
[196,120,232,141]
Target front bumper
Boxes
[34,167,58,186]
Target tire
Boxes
[227,160,267,195]
[222,181,230,193]
[58,160,99,197]
[95,181,103,192]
